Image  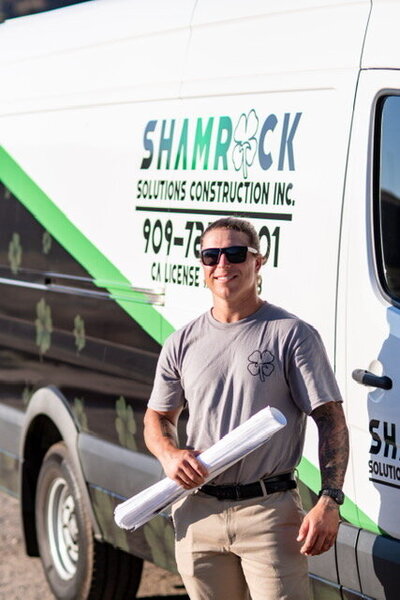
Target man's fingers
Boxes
[175,454,207,488]
[174,465,199,489]
[310,537,333,556]
[300,529,318,555]
[301,531,335,556]
[163,448,208,488]
[321,541,333,554]
[296,522,308,543]
[187,453,208,477]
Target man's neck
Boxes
[211,296,265,323]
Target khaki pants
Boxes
[172,489,309,600]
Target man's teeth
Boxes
[215,274,235,280]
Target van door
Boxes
[337,70,400,599]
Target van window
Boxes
[375,95,400,302]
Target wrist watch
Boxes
[318,488,345,505]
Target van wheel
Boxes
[35,442,143,599]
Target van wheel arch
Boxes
[35,441,143,599]
[20,387,100,555]
[20,388,143,599]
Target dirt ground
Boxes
[0,491,188,599]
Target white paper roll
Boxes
[114,405,286,531]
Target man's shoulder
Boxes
[265,303,318,338]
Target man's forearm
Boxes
[143,408,179,461]
[143,407,207,488]
[311,401,349,489]
[297,402,349,556]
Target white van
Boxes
[1,1,400,598]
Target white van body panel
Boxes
[188,0,370,84]
[337,67,400,540]
[363,1,400,68]
[0,0,196,114]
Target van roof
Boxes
[6,0,399,113]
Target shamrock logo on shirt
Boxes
[247,349,275,382]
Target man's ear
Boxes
[255,254,264,272]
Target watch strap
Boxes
[318,487,344,505]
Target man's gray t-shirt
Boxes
[148,302,342,485]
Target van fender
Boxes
[20,386,101,555]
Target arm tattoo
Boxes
[160,416,178,445]
[311,402,349,489]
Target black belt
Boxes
[200,472,296,501]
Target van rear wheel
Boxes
[35,442,143,599]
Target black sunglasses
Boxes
[200,245,258,266]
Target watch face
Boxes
[320,488,344,505]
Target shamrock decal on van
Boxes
[73,314,86,353]
[42,231,52,255]
[247,349,275,382]
[8,232,22,275]
[115,396,137,451]
[73,397,88,431]
[232,109,259,179]
[144,517,176,572]
[35,298,53,355]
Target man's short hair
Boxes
[200,217,262,255]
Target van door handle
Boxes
[352,369,393,390]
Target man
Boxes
[144,217,349,600]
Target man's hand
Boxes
[160,448,208,489]
[143,407,208,489]
[297,495,341,556]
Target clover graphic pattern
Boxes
[73,314,86,353]
[42,231,52,255]
[144,517,176,572]
[73,397,88,431]
[247,349,275,382]
[232,109,259,179]
[91,487,130,552]
[115,396,138,450]
[8,232,22,275]
[22,386,34,406]
[35,298,53,355]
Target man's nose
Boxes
[218,251,230,266]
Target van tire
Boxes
[35,442,143,599]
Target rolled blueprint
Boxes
[114,405,286,531]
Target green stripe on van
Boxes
[0,146,174,345]
[298,456,383,535]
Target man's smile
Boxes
[213,273,237,281]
